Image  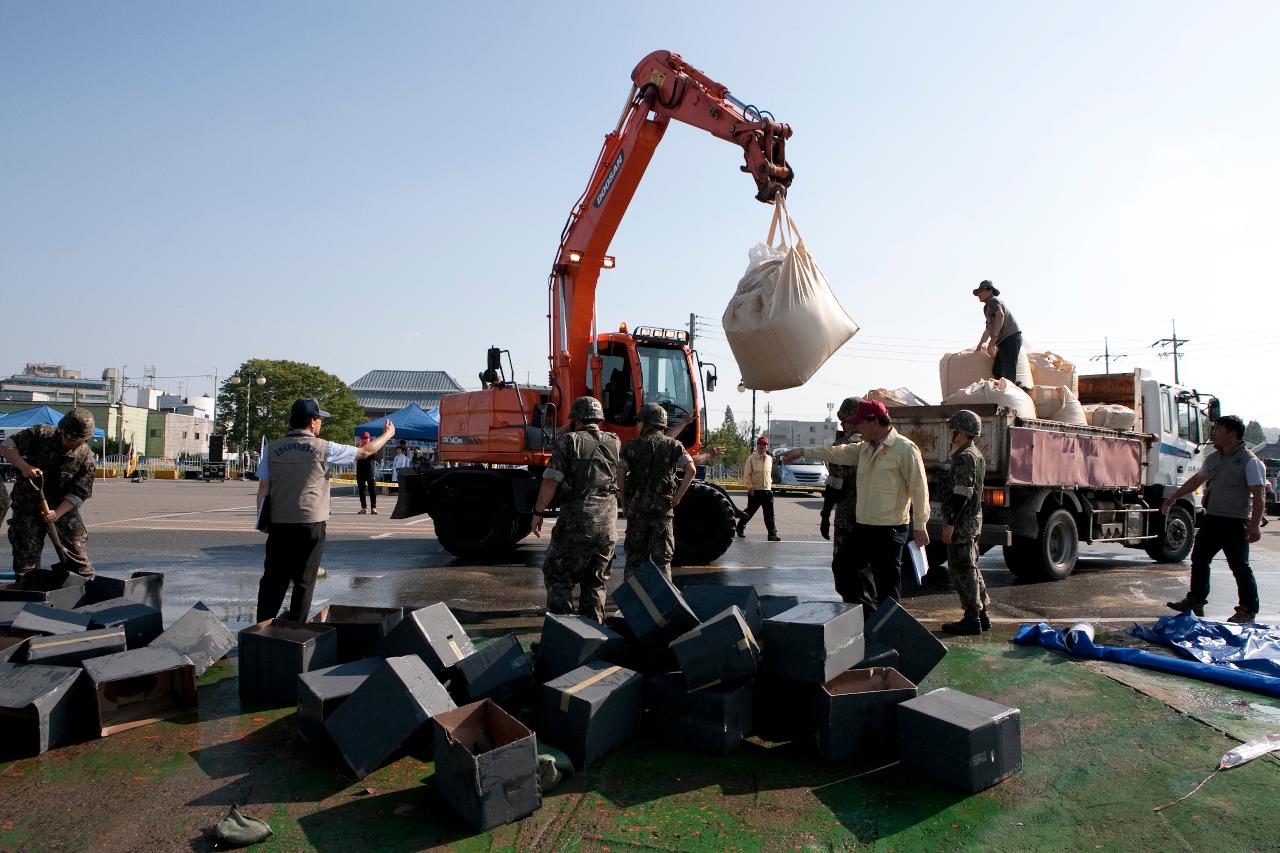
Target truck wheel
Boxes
[433,478,518,559]
[1144,504,1194,563]
[672,481,737,567]
[1003,509,1078,581]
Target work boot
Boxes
[358,508,367,514]
[370,508,379,515]
[767,533,781,542]
[736,525,746,539]
[941,611,983,636]
[979,609,991,631]
[1166,596,1204,617]
[1227,607,1257,624]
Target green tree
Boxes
[217,359,364,452]
[1244,420,1266,446]
[705,405,750,469]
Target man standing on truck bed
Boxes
[1163,414,1265,623]
[618,402,696,579]
[938,410,992,635]
[784,400,930,612]
[531,396,621,623]
[818,397,862,602]
[974,280,1026,388]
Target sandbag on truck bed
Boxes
[939,347,1032,399]
[1029,385,1088,425]
[722,200,857,391]
[942,379,1037,421]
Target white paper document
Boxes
[907,540,928,584]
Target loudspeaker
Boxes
[209,435,224,463]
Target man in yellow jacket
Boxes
[784,400,930,612]
[738,436,780,542]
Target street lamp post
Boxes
[737,381,757,441]
[230,374,266,455]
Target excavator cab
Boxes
[588,326,701,451]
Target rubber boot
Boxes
[941,610,983,636]
[979,609,991,631]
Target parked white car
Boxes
[772,449,828,493]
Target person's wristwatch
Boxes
[532,509,545,517]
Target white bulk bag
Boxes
[1030,385,1088,425]
[942,378,1037,421]
[1085,403,1138,431]
[1028,351,1079,396]
[866,387,930,407]
[939,347,1032,399]
[722,201,858,391]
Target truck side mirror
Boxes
[1207,398,1221,421]
[705,370,717,392]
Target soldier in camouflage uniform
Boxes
[939,409,991,635]
[819,396,862,603]
[531,396,621,623]
[619,403,696,579]
[0,409,98,579]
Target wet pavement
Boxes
[9,479,1278,631]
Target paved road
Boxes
[5,479,1278,630]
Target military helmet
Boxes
[58,408,96,440]
[637,402,668,427]
[837,396,862,421]
[947,409,982,438]
[569,396,605,422]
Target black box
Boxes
[611,561,699,647]
[816,667,918,762]
[0,663,85,758]
[296,657,382,747]
[0,570,88,610]
[455,634,534,704]
[897,687,1022,792]
[74,599,163,649]
[11,604,93,636]
[81,572,164,610]
[680,585,763,636]
[379,603,475,678]
[432,700,542,831]
[866,599,947,686]
[238,620,338,705]
[759,594,802,620]
[643,672,753,755]
[540,661,643,769]
[0,635,29,663]
[24,627,128,667]
[0,601,27,629]
[325,655,456,779]
[761,602,865,684]
[536,613,625,681]
[857,639,900,670]
[309,604,403,663]
[82,647,197,736]
[752,672,821,743]
[668,606,760,692]
[150,601,235,677]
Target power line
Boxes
[1090,338,1127,373]
[1151,320,1190,384]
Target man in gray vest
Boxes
[1163,414,1266,623]
[974,280,1026,388]
[254,398,395,622]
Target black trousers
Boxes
[992,332,1024,385]
[258,521,326,622]
[1189,514,1259,612]
[838,523,910,614]
[739,490,776,534]
[356,470,377,509]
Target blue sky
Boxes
[3,2,1277,429]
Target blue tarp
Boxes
[1132,612,1280,679]
[1013,620,1280,699]
[354,403,438,441]
[0,405,106,438]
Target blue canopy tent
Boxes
[0,405,106,440]
[354,403,439,442]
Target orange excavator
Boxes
[394,50,793,564]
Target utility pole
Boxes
[1090,337,1127,374]
[1151,320,1189,384]
[688,312,696,347]
[764,402,772,435]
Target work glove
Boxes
[819,515,830,540]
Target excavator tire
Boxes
[432,475,519,559]
[671,481,738,567]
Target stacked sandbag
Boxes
[939,348,1032,399]
[1029,386,1088,426]
[942,379,1037,421]
[1084,404,1137,431]
[1027,352,1078,397]
[866,388,929,407]
[723,201,858,391]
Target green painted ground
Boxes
[1,630,1277,852]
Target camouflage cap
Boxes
[569,396,605,422]
[836,396,862,420]
[947,409,983,438]
[58,408,96,440]
[637,402,668,427]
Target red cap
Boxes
[756,436,770,445]
[851,400,890,424]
